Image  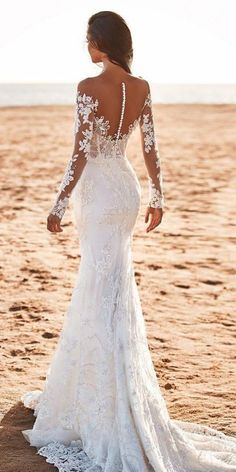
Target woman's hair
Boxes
[87,11,133,74]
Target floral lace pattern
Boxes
[74,92,99,134]
[141,109,155,154]
[140,91,164,209]
[49,81,164,220]
[21,80,236,471]
[37,440,102,471]
[49,91,98,219]
[50,195,70,220]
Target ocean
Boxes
[0,83,236,106]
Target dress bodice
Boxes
[49,78,165,219]
[89,114,140,159]
[74,81,141,160]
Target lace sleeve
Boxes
[139,82,165,209]
[49,82,98,219]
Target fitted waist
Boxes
[85,153,139,181]
[87,152,128,162]
[86,155,131,172]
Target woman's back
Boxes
[49,73,164,219]
[84,73,149,139]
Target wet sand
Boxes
[0,103,236,471]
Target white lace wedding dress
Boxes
[21,78,236,471]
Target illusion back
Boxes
[49,78,164,219]
[87,78,146,137]
[82,81,140,160]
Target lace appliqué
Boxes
[50,92,98,219]
[59,154,80,191]
[94,115,110,136]
[148,178,164,208]
[140,92,164,209]
[74,92,98,134]
[50,195,70,219]
[37,440,102,472]
[96,116,140,139]
[93,116,140,159]
[148,155,164,209]
[141,118,155,155]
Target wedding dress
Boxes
[21,78,236,471]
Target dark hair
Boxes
[87,11,133,74]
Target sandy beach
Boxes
[0,102,236,471]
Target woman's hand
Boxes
[47,213,63,233]
[145,207,163,233]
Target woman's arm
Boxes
[139,81,164,209]
[47,80,97,232]
[139,81,165,232]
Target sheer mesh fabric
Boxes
[49,78,164,219]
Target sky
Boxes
[0,0,235,84]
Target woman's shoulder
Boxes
[76,74,150,106]
[77,74,149,89]
[75,78,99,110]
[137,75,150,90]
[76,77,103,104]
[76,77,95,93]
[126,75,150,101]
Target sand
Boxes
[0,103,236,471]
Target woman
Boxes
[21,10,236,472]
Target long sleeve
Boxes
[49,85,98,219]
[139,82,164,209]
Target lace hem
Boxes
[21,389,236,472]
[37,440,102,472]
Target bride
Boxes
[21,10,236,472]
